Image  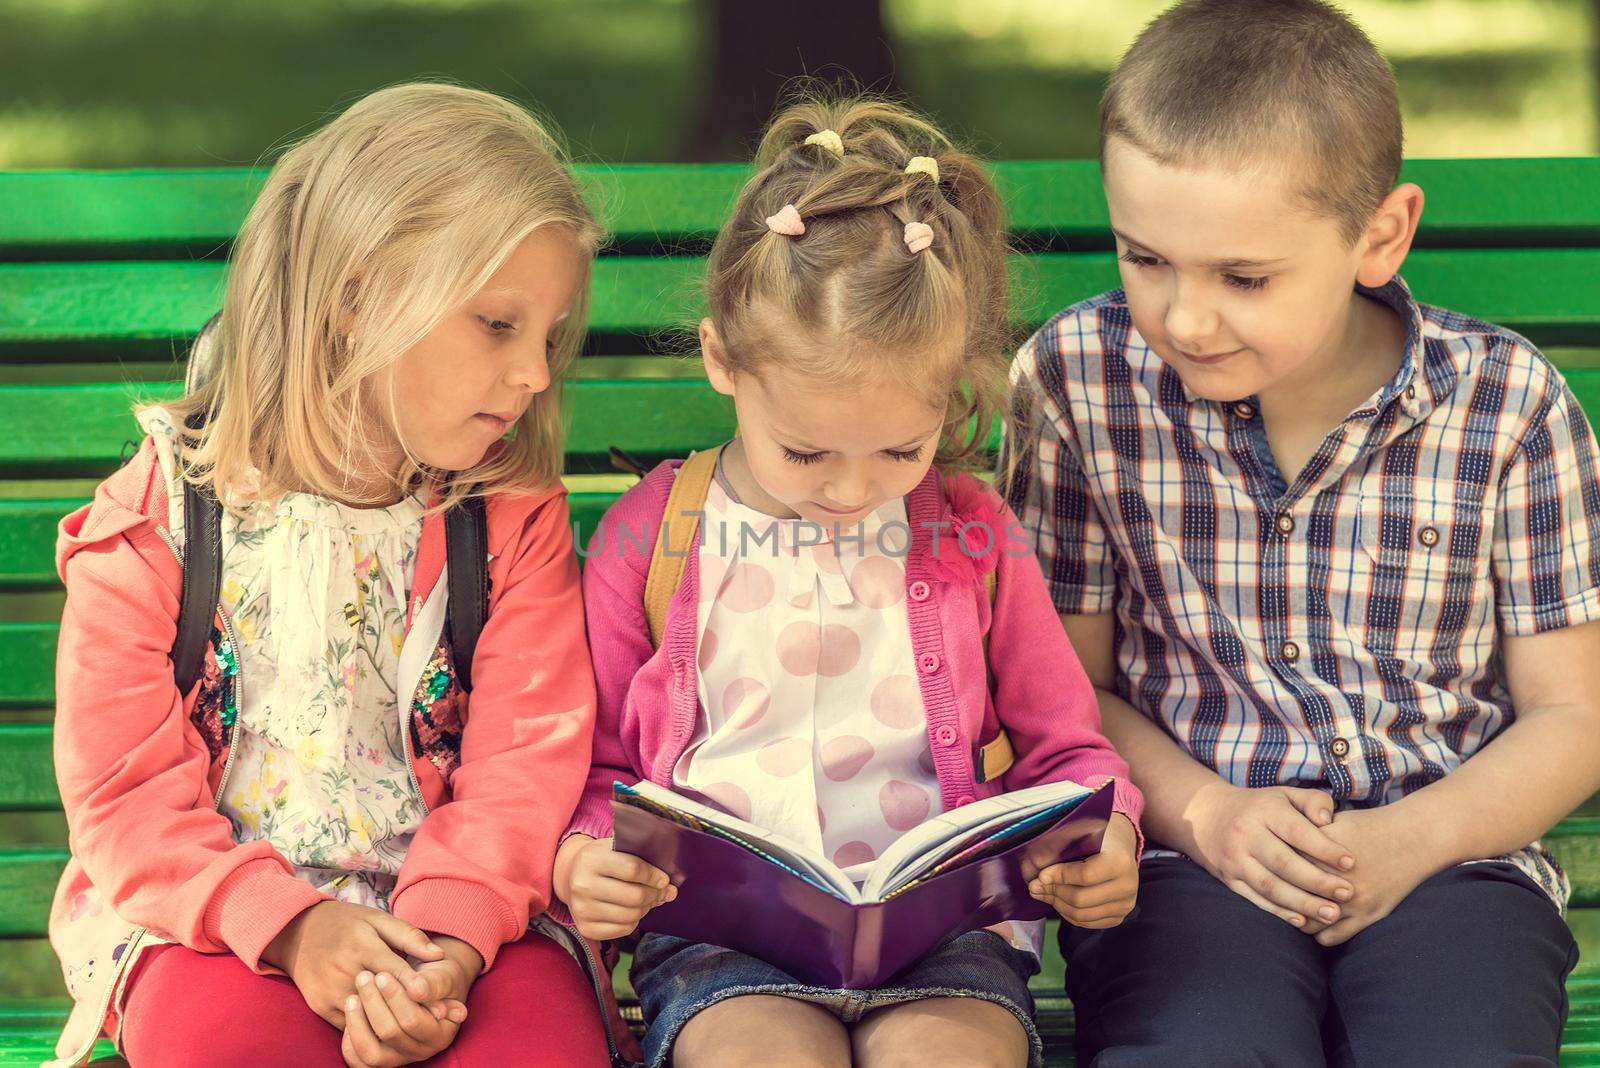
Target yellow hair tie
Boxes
[803,129,844,157]
[905,156,940,182]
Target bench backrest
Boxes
[2,158,1599,945]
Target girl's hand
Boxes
[1031,813,1141,929]
[1184,782,1356,930]
[340,935,481,1066]
[261,900,446,1028]
[340,974,467,1068]
[411,935,484,1004]
[555,834,676,941]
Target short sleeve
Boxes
[1493,380,1600,634]
[1000,337,1118,616]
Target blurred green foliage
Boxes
[0,0,1593,168]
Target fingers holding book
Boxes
[1030,813,1140,930]
[555,833,679,941]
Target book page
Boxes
[619,780,862,902]
[860,778,1097,900]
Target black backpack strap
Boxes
[444,494,489,692]
[172,409,222,695]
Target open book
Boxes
[612,777,1115,988]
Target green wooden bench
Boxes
[1,158,1599,1066]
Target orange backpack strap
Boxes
[643,445,723,649]
[975,564,1012,783]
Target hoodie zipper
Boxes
[398,669,431,819]
[536,916,626,1065]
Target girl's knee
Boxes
[853,997,1030,1068]
[673,995,850,1068]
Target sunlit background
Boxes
[0,0,1595,169]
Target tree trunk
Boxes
[686,0,899,161]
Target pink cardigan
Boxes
[47,439,596,1064]
[565,459,1143,860]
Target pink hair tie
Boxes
[903,221,934,254]
[765,204,805,237]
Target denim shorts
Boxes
[629,930,1043,1067]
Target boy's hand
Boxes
[261,900,446,1028]
[555,834,677,941]
[1309,806,1439,946]
[1031,813,1140,928]
[1185,782,1356,929]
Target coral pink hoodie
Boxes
[45,439,597,1066]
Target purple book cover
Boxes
[612,779,1115,989]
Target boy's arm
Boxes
[1405,619,1600,860]
[1391,620,1600,860]
[1062,611,1355,929]
[1311,619,1600,946]
[1313,370,1600,945]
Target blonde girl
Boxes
[48,83,610,1068]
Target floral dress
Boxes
[144,407,428,909]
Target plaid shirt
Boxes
[1004,277,1600,910]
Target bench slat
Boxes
[0,848,66,937]
[2,159,1597,252]
[0,491,616,592]
[5,249,1600,354]
[0,501,74,589]
[0,725,52,811]
[0,628,54,709]
[4,365,1599,482]
[0,380,734,478]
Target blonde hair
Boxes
[705,93,1011,472]
[160,82,603,509]
[1100,0,1402,245]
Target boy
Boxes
[1004,1,1600,1063]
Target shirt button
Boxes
[935,725,958,747]
[1418,526,1440,548]
[956,793,976,807]
[1330,737,1351,759]
[909,580,932,602]
[1405,383,1418,402]
[1232,401,1256,419]
[918,652,941,674]
[1275,513,1295,535]
[1281,641,1301,662]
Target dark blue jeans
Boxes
[1060,856,1578,1067]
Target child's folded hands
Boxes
[555,833,677,941]
[1183,782,1356,931]
[1305,804,1440,946]
[1030,813,1141,928]
[261,900,447,1028]
[339,934,481,1068]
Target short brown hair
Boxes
[705,92,1012,471]
[1100,0,1403,243]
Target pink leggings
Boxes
[119,931,612,1067]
